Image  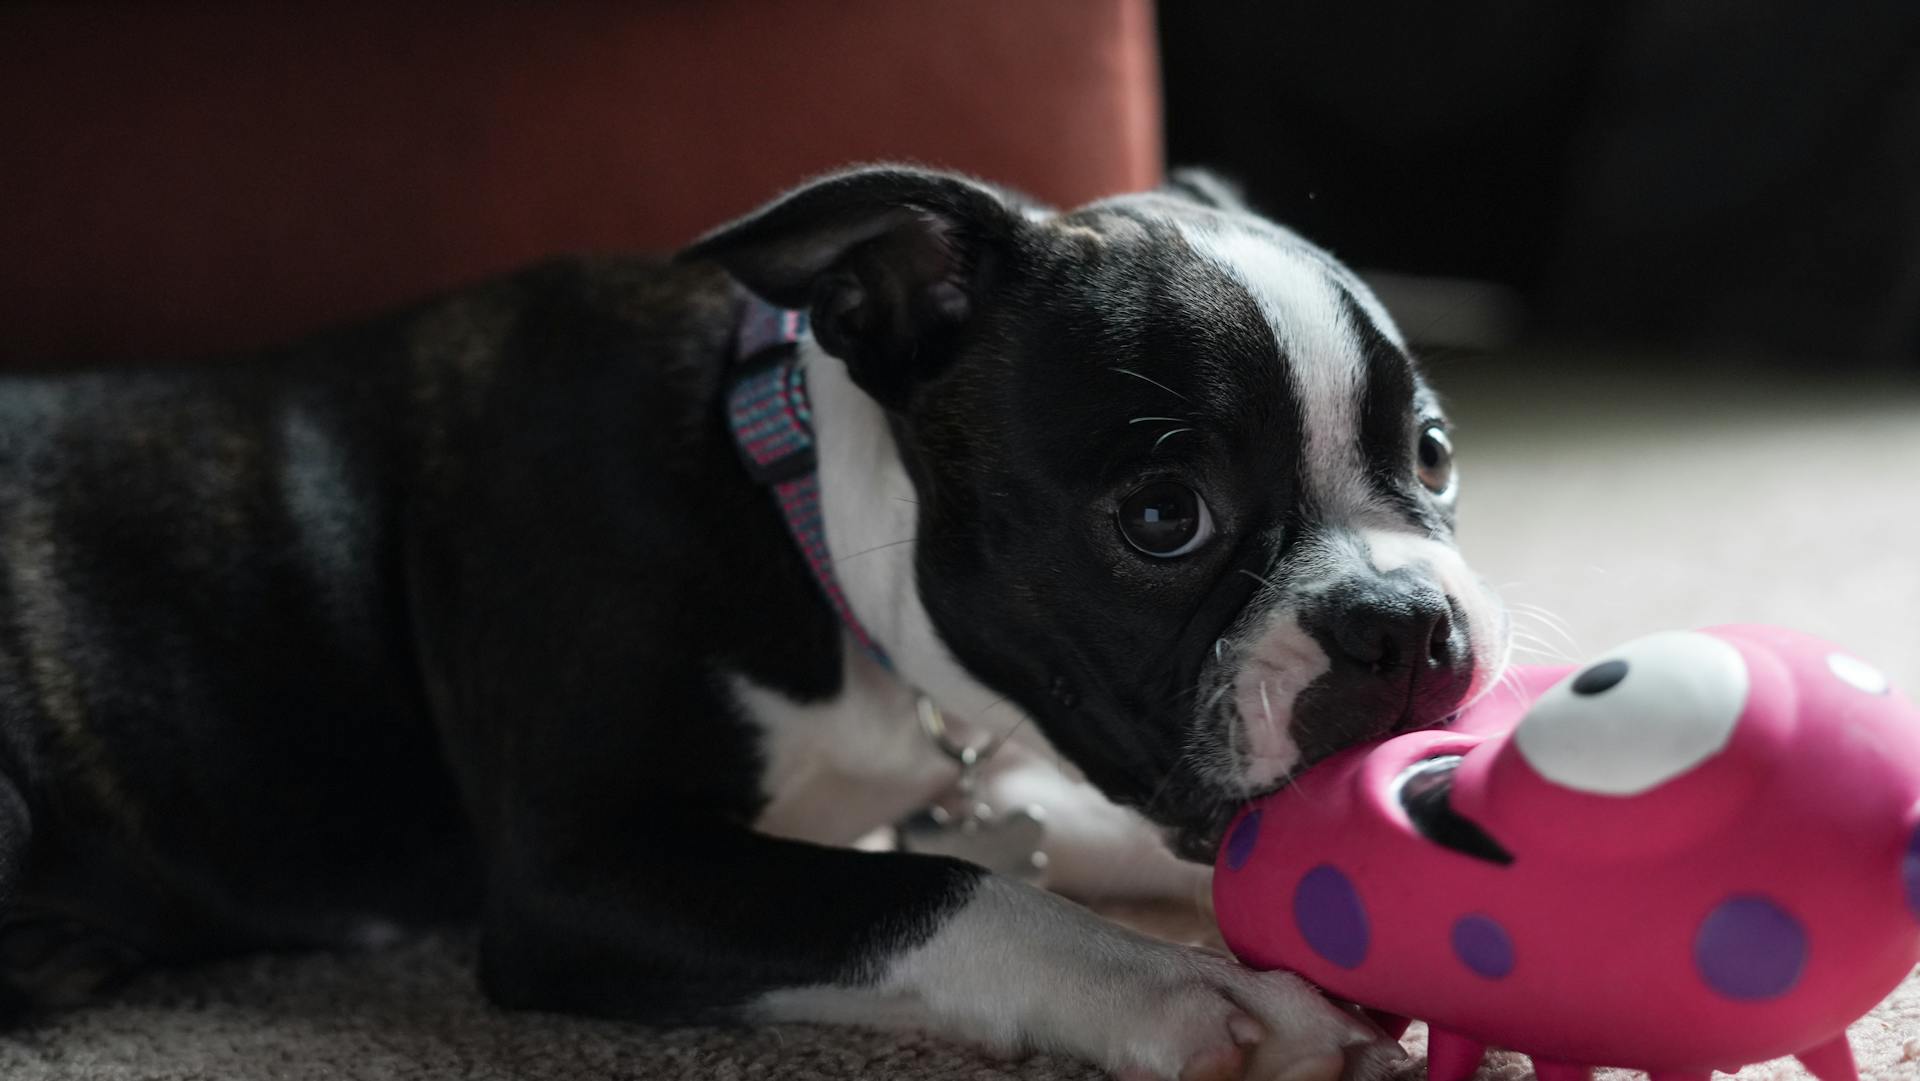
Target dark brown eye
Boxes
[1416,425,1454,495]
[1117,481,1215,558]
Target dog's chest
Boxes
[732,640,959,846]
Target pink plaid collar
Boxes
[725,297,893,671]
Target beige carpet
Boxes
[4,353,1918,1079]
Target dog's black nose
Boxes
[1330,589,1453,674]
[1307,577,1465,737]
[1289,574,1474,762]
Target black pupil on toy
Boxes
[1572,659,1629,695]
[1119,482,1199,556]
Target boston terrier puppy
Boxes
[0,165,1505,1080]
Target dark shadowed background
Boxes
[1161,1,1920,364]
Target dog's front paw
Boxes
[1095,947,1396,1081]
[765,876,1401,1081]
[889,879,1398,1081]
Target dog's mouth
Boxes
[1163,748,1341,864]
[1167,715,1492,867]
[1165,801,1240,864]
[1161,581,1501,864]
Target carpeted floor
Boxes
[5,353,1919,1079]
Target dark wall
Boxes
[0,2,1161,366]
[1160,2,1920,362]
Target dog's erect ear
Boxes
[1161,167,1253,214]
[678,166,1030,407]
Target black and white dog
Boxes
[0,166,1505,1080]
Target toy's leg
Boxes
[1425,1027,1486,1081]
[1530,1060,1592,1081]
[1795,1036,1859,1081]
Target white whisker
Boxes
[1110,366,1191,403]
[1222,691,1245,790]
[1236,567,1283,591]
[1508,631,1574,663]
[1152,427,1195,451]
[832,536,916,563]
[1202,680,1236,714]
[1509,602,1581,654]
[1497,667,1526,705]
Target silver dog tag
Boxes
[896,694,1048,883]
[896,799,1049,883]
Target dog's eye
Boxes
[1416,425,1454,495]
[1117,482,1215,558]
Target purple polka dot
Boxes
[1694,895,1807,1000]
[1451,914,1515,979]
[1293,864,1369,970]
[1904,824,1920,922]
[1224,810,1262,871]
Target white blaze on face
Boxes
[1180,223,1395,520]
[1170,221,1517,791]
[1179,223,1422,789]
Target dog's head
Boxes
[684,166,1507,856]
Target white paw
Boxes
[1093,947,1392,1081]
[883,878,1399,1081]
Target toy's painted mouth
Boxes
[1394,755,1513,865]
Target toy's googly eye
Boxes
[1514,631,1748,796]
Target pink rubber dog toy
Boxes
[1213,625,1920,1081]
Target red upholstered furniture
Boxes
[1,3,1162,366]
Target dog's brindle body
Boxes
[0,168,1500,1079]
[0,261,874,1001]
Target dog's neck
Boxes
[799,336,1014,724]
[723,306,892,669]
